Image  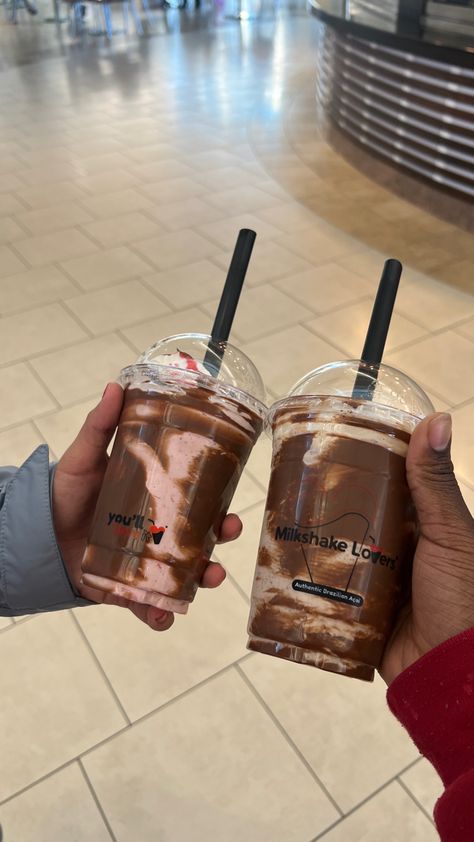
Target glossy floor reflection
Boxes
[0,2,472,840]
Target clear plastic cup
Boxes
[82,333,266,614]
[247,360,434,681]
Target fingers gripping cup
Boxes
[247,360,434,681]
[81,333,265,614]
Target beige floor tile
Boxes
[253,177,291,200]
[275,261,376,315]
[456,317,474,341]
[76,170,139,194]
[75,578,249,721]
[0,762,111,842]
[257,202,317,233]
[197,214,282,249]
[0,193,25,217]
[0,173,23,194]
[144,259,225,308]
[202,283,311,342]
[401,758,443,818]
[337,249,388,284]
[214,501,265,597]
[65,279,170,335]
[139,176,207,204]
[0,217,25,244]
[213,240,314,286]
[16,203,93,236]
[74,151,131,175]
[30,334,133,405]
[83,668,338,842]
[0,303,87,367]
[0,423,44,465]
[307,300,428,358]
[319,782,438,841]
[242,324,342,398]
[15,181,88,210]
[18,163,79,187]
[149,196,222,232]
[0,266,77,315]
[189,149,243,170]
[451,402,474,487]
[81,212,162,249]
[79,188,155,219]
[134,228,218,271]
[0,617,13,630]
[13,228,97,267]
[205,185,279,215]
[35,397,99,459]
[194,165,260,191]
[0,612,125,802]
[277,228,359,265]
[459,480,474,516]
[0,363,56,429]
[121,306,212,353]
[244,432,273,488]
[130,159,194,182]
[231,468,266,513]
[394,271,474,331]
[242,658,419,812]
[387,332,474,406]
[60,246,151,291]
[126,142,178,162]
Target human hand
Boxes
[380,413,474,685]
[52,383,242,631]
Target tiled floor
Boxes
[0,1,472,840]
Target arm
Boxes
[0,446,90,616]
[388,629,474,842]
[379,412,474,841]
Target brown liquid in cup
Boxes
[82,384,263,612]
[248,397,416,681]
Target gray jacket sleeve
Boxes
[0,445,92,616]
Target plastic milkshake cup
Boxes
[247,360,434,681]
[81,333,266,614]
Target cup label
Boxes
[292,579,364,606]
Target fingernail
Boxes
[428,413,452,452]
[152,609,169,624]
[101,383,111,400]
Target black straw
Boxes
[352,258,402,399]
[203,228,256,374]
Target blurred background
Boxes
[0,0,472,839]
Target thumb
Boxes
[59,382,124,476]
[406,412,472,546]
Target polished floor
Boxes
[0,2,473,840]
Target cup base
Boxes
[247,634,375,682]
[81,572,190,614]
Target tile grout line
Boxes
[59,300,95,341]
[0,759,77,808]
[77,758,118,842]
[234,663,344,819]
[309,756,423,841]
[224,571,250,605]
[396,776,436,827]
[79,653,256,761]
[24,360,62,411]
[69,612,132,727]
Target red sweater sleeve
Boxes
[387,628,474,842]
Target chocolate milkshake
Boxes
[247,361,434,681]
[82,334,265,613]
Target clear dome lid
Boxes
[286,360,434,424]
[120,333,266,417]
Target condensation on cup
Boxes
[82,333,266,614]
[247,360,434,681]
